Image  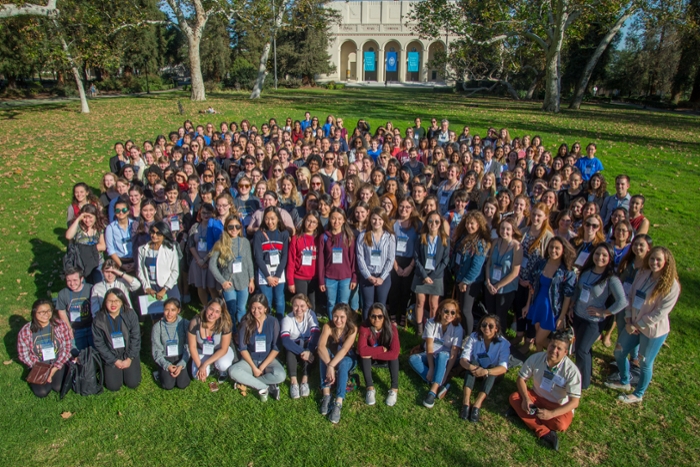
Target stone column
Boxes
[357,47,363,81]
[421,43,429,82]
[378,48,384,83]
[399,47,406,83]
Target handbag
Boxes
[27,362,52,385]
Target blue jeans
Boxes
[325,278,351,318]
[616,312,639,361]
[260,282,286,319]
[319,353,356,400]
[409,351,451,389]
[349,284,360,311]
[614,327,667,398]
[222,287,249,327]
[72,326,94,352]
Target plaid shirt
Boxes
[17,320,72,369]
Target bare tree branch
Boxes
[0,0,57,19]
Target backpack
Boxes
[62,242,84,275]
[72,346,104,396]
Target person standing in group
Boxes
[280,294,320,399]
[253,207,290,319]
[151,298,191,390]
[318,207,357,318]
[137,221,181,304]
[389,196,420,325]
[287,212,322,311]
[412,210,450,326]
[483,218,523,330]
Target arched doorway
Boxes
[383,40,401,83]
[405,40,423,82]
[428,41,445,82]
[340,40,358,81]
[362,41,380,81]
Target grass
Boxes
[1,88,699,467]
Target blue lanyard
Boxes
[427,235,438,256]
[493,240,510,266]
[164,320,177,341]
[108,314,122,334]
[584,272,601,288]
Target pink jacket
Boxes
[625,269,680,338]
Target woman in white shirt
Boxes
[137,221,180,303]
[280,294,320,399]
[459,314,510,422]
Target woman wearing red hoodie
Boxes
[357,303,401,407]
[286,211,323,311]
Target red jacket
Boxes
[357,324,400,361]
[286,234,317,286]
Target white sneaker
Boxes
[300,382,310,397]
[386,390,398,407]
[290,384,300,399]
[365,389,376,406]
[259,388,269,402]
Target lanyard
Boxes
[164,320,178,341]
[235,237,241,258]
[294,315,307,337]
[371,232,383,250]
[427,235,438,256]
[584,272,601,288]
[493,239,511,266]
[108,313,122,334]
[263,230,279,247]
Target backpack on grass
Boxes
[72,346,104,396]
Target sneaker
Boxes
[268,384,280,401]
[604,381,631,391]
[365,389,376,406]
[258,388,269,402]
[504,406,517,418]
[459,405,470,420]
[541,431,560,451]
[300,383,310,398]
[469,406,481,423]
[152,370,160,382]
[289,384,300,399]
[437,383,450,400]
[385,390,397,407]
[217,372,227,384]
[423,391,436,408]
[618,394,642,404]
[329,402,342,424]
[320,395,332,415]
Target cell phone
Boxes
[528,404,537,415]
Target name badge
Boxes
[148,265,157,282]
[255,334,267,353]
[425,255,436,271]
[166,339,179,357]
[554,374,566,387]
[269,251,280,267]
[492,267,503,282]
[69,308,82,323]
[588,194,595,202]
[197,238,207,252]
[169,215,180,232]
[202,340,215,355]
[455,253,462,265]
[41,342,56,361]
[477,352,491,368]
[575,252,589,268]
[370,250,382,267]
[301,250,313,266]
[440,192,450,205]
[332,247,343,264]
[396,236,408,254]
[580,285,591,303]
[121,236,131,245]
[232,259,243,274]
[540,370,555,392]
[111,332,125,349]
[623,280,633,295]
[520,257,528,270]
[633,290,646,310]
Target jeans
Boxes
[72,326,93,352]
[360,275,392,320]
[349,284,360,311]
[319,354,356,400]
[228,358,286,391]
[222,287,249,327]
[409,351,450,388]
[260,282,286,319]
[572,314,605,390]
[614,327,667,398]
[325,278,351,318]
[616,312,639,361]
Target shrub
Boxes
[204,81,223,93]
[280,77,302,89]
[52,84,78,97]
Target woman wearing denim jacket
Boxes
[452,211,491,335]
[522,237,577,352]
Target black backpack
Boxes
[62,242,84,275]
[72,346,104,396]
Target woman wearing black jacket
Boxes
[92,288,142,391]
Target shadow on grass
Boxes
[4,314,29,361]
[28,234,66,302]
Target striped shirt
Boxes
[356,230,396,281]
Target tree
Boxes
[670,0,700,103]
[249,0,288,99]
[0,0,57,19]
[200,15,231,82]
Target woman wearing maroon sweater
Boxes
[357,303,400,407]
[318,208,357,318]
[287,211,323,311]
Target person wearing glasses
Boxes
[459,314,510,422]
[137,220,181,303]
[105,198,135,273]
[571,214,605,268]
[409,299,464,409]
[508,331,582,451]
[209,216,255,326]
[357,303,400,407]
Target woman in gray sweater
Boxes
[209,215,255,327]
[151,298,191,390]
[568,243,628,389]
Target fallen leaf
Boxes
[60,411,73,419]
[117,411,122,416]
[3,360,13,365]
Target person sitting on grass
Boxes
[187,299,235,392]
[151,298,191,390]
[508,331,582,451]
[280,293,320,400]
[458,314,511,423]
[357,303,401,407]
[317,303,358,424]
[408,298,464,409]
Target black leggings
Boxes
[30,366,66,398]
[159,357,191,390]
[388,256,414,320]
[360,357,399,390]
[513,283,536,338]
[104,356,142,391]
[484,290,516,330]
[458,282,483,335]
[294,278,318,312]
[286,351,311,378]
[464,372,498,396]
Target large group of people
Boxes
[18,114,681,450]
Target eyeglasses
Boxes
[216,177,225,182]
[114,208,129,214]
[585,222,600,228]
[311,182,322,187]
[370,314,384,320]
[427,219,441,225]
[481,323,496,330]
[443,309,457,316]
[36,309,52,316]
[227,224,242,231]
[149,230,163,236]
[239,184,250,188]
[203,174,214,178]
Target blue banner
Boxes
[407,52,420,72]
[386,52,397,72]
[364,51,375,72]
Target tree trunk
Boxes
[690,63,700,104]
[250,40,272,99]
[54,20,89,114]
[569,10,632,109]
[542,0,570,112]
[526,72,542,99]
[188,34,206,101]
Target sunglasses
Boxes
[227,224,242,231]
[203,174,214,178]
[585,222,600,228]
[216,177,225,181]
[443,309,457,316]
[114,208,129,214]
[149,231,163,236]
[370,315,384,321]
[427,219,441,225]
[239,184,250,188]
[481,323,496,330]
[273,169,283,173]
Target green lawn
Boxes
[1,88,699,467]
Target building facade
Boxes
[323,0,446,83]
